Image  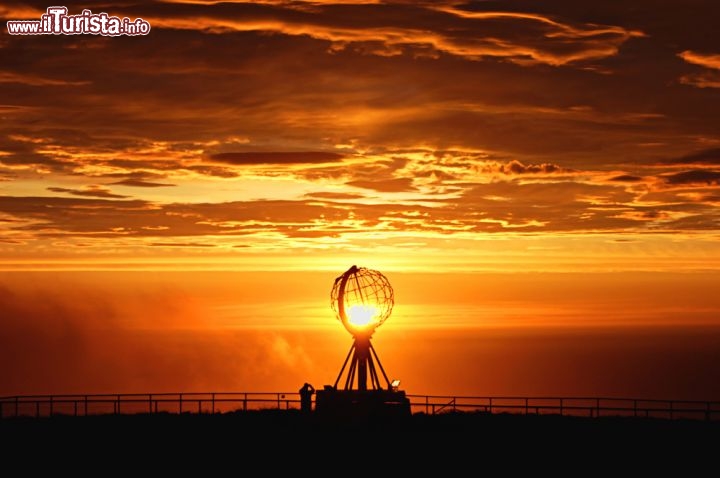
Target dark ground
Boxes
[2,409,718,472]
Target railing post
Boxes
[633,399,637,417]
[560,398,563,416]
[179,393,183,414]
[16,396,19,418]
[74,400,78,417]
[670,401,673,420]
[525,398,528,415]
[116,394,121,415]
[50,396,54,417]
[84,395,88,416]
[425,395,429,415]
[36,400,40,418]
[211,393,215,414]
[489,397,493,414]
[707,402,711,422]
[149,394,153,414]
[243,393,247,412]
[596,398,600,418]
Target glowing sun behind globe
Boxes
[330,265,394,337]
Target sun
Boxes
[346,303,380,329]
[330,265,394,336]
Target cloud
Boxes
[663,170,720,186]
[663,148,720,166]
[0,135,72,172]
[208,151,345,165]
[304,192,366,200]
[0,165,718,245]
[347,177,416,192]
[1,1,719,252]
[0,71,91,87]
[610,174,643,182]
[679,50,720,70]
[0,2,707,181]
[0,196,336,238]
[47,185,129,199]
[150,242,217,247]
[185,165,240,178]
[111,179,176,188]
[492,160,566,175]
[678,50,720,88]
[676,192,720,204]
[136,2,643,66]
[679,73,720,89]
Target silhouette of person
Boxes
[299,382,315,413]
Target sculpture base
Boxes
[314,387,411,420]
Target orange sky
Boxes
[1,270,719,399]
[1,1,720,399]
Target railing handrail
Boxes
[0,391,291,400]
[3,392,718,403]
[405,394,720,405]
[2,392,719,421]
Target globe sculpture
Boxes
[331,265,394,338]
[315,265,410,418]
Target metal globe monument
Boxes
[315,265,411,417]
[331,265,394,339]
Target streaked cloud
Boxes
[47,185,129,199]
[0,71,91,87]
[304,192,366,200]
[679,50,720,88]
[662,148,720,166]
[132,2,644,66]
[663,170,720,186]
[208,151,345,165]
[110,179,177,188]
[679,50,720,70]
[610,175,643,182]
[347,177,416,193]
[0,1,718,269]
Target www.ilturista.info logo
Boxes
[7,6,151,36]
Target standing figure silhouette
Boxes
[299,382,315,413]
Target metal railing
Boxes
[1,392,718,422]
[406,395,720,421]
[0,392,299,418]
